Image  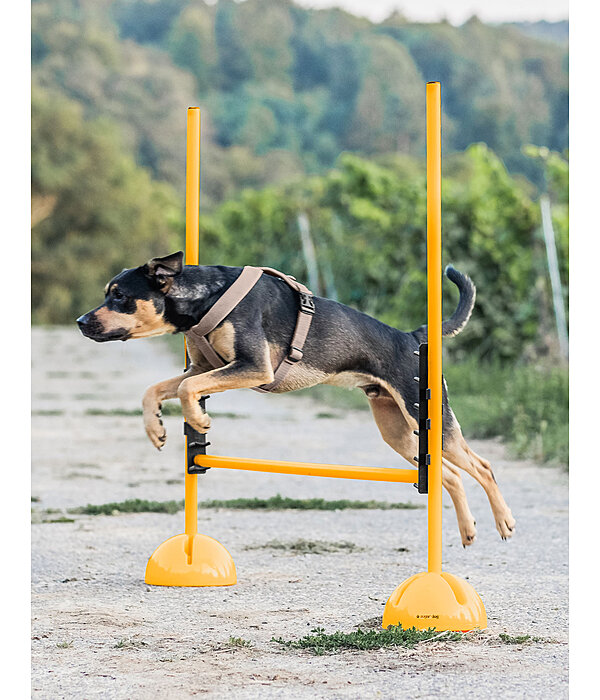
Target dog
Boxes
[77,251,515,546]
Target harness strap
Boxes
[185,265,315,392]
[185,266,264,368]
[254,273,314,392]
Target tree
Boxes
[31,86,183,323]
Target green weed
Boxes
[499,633,545,644]
[228,636,252,648]
[273,626,463,654]
[56,641,73,648]
[114,638,147,649]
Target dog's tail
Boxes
[412,265,476,341]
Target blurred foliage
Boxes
[31,85,183,323]
[32,0,568,200]
[445,359,568,465]
[199,145,562,363]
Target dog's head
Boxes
[76,252,183,342]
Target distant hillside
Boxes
[507,20,568,46]
[32,0,568,201]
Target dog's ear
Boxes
[144,251,184,293]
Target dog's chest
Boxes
[184,321,236,368]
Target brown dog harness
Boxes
[185,266,315,392]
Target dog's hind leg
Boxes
[364,387,477,546]
[442,458,478,546]
[442,421,516,540]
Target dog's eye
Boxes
[113,289,124,301]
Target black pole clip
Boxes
[185,395,211,474]
[416,343,429,494]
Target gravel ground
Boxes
[31,327,568,698]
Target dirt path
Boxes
[31,328,568,698]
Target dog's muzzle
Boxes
[76,312,128,342]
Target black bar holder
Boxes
[416,343,429,494]
[185,395,211,474]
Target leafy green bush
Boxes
[201,146,552,362]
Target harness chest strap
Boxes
[185,266,315,392]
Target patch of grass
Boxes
[499,633,545,645]
[31,496,40,503]
[32,409,64,416]
[70,499,183,516]
[74,393,99,400]
[315,411,342,419]
[445,359,568,466]
[210,411,248,419]
[114,638,147,649]
[245,539,364,554]
[229,636,252,648]
[42,516,75,524]
[56,641,73,648]
[273,626,463,655]
[86,407,142,416]
[83,403,244,419]
[198,494,423,511]
[70,494,423,516]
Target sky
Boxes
[294,0,569,25]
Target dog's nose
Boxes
[76,315,87,328]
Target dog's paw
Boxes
[144,405,167,450]
[496,511,516,540]
[460,520,477,548]
[185,411,211,434]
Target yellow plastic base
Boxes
[145,534,237,587]
[382,571,487,632]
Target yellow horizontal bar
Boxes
[193,455,418,484]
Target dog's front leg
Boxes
[142,367,203,449]
[177,360,274,434]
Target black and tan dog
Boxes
[77,251,515,546]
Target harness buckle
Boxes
[298,292,315,315]
[287,346,304,363]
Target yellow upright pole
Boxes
[426,82,443,575]
[382,82,486,630]
[144,107,236,587]
[184,107,200,537]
